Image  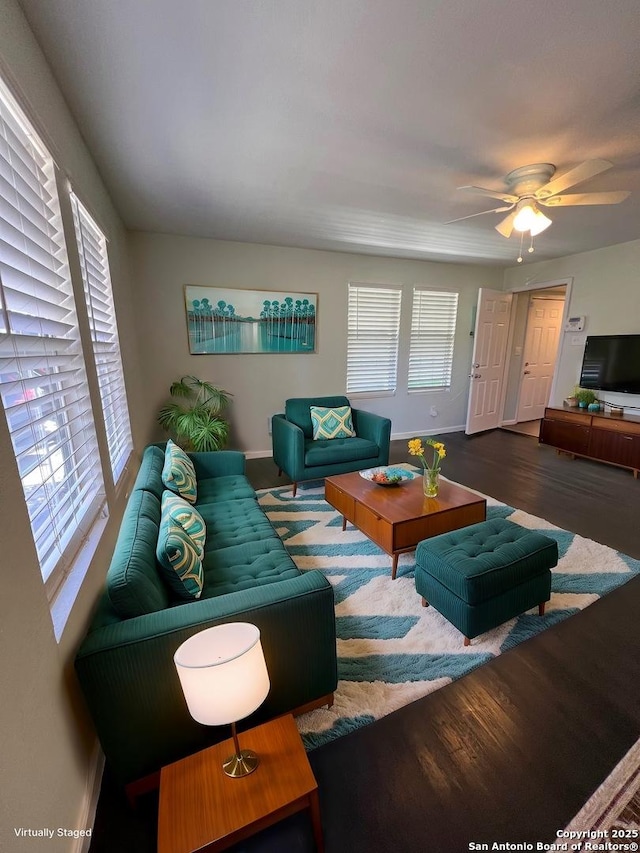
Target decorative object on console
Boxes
[184,285,317,354]
[408,437,446,497]
[573,387,598,409]
[158,375,231,452]
[174,622,270,778]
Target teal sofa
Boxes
[272,395,392,496]
[75,445,337,791]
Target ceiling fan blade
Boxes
[539,191,630,207]
[444,204,514,225]
[457,185,519,204]
[535,159,613,199]
[495,210,517,238]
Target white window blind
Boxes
[0,78,104,594]
[347,283,402,394]
[71,195,132,483]
[408,289,459,390]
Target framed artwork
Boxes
[184,286,317,354]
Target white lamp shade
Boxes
[513,202,537,232]
[174,623,270,726]
[529,209,552,236]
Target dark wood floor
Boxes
[88,430,640,852]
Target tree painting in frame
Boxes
[185,286,317,354]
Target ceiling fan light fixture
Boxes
[529,209,552,236]
[512,201,552,236]
[513,201,538,232]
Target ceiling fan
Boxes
[449,159,630,240]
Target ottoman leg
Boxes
[464,637,470,647]
[421,597,429,608]
[539,602,546,616]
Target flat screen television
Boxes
[579,334,640,394]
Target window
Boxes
[0,77,105,598]
[347,283,402,394]
[71,194,132,483]
[408,289,459,390]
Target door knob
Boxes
[523,370,531,375]
[473,362,480,368]
[469,373,481,379]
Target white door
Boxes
[515,298,564,422]
[465,288,513,435]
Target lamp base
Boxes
[223,749,259,778]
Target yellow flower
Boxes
[407,436,447,471]
[408,439,424,456]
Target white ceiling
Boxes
[17,0,640,266]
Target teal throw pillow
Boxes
[161,490,206,555]
[162,439,197,503]
[310,405,356,440]
[156,492,204,600]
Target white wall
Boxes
[129,233,503,454]
[504,239,640,412]
[0,1,143,850]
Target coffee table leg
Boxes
[342,515,347,531]
[308,789,324,852]
[391,554,398,580]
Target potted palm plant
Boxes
[158,376,232,451]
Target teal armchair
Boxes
[272,395,391,496]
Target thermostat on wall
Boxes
[564,315,586,332]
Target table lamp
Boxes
[174,622,270,777]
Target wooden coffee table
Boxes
[158,714,323,852]
[325,471,486,579]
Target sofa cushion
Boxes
[304,436,379,467]
[199,538,300,598]
[162,439,197,503]
[156,496,204,601]
[106,490,170,618]
[196,475,257,505]
[160,491,206,554]
[310,405,356,440]
[198,499,276,551]
[132,445,166,499]
[285,395,351,439]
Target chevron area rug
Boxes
[256,481,640,750]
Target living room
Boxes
[1,1,640,852]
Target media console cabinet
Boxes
[540,406,640,478]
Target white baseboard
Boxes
[244,449,273,459]
[74,742,104,853]
[501,419,518,426]
[391,425,466,440]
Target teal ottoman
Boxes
[415,518,557,645]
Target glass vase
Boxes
[423,468,440,498]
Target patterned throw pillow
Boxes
[310,405,356,440]
[156,492,205,600]
[161,491,206,555]
[162,439,197,503]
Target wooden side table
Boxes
[158,714,323,853]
